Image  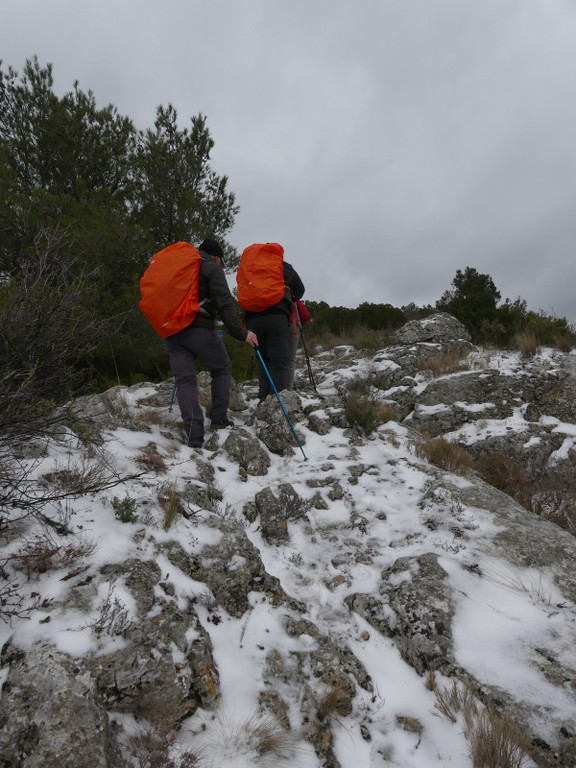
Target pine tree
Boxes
[437,267,501,341]
[134,105,238,248]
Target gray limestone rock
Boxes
[0,642,119,768]
[222,426,271,475]
[394,312,472,345]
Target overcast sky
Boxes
[2,0,576,320]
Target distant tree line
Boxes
[435,266,574,346]
[303,267,574,350]
[304,301,406,337]
[1,59,574,416]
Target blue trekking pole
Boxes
[256,349,308,461]
[168,381,177,412]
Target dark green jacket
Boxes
[192,252,247,341]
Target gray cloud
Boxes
[3,0,576,320]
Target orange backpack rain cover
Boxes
[236,242,285,312]
[139,242,202,338]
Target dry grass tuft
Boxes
[552,333,574,352]
[513,330,539,358]
[482,559,554,606]
[433,680,478,725]
[477,455,576,536]
[157,479,185,530]
[475,454,531,507]
[41,454,111,493]
[316,680,356,722]
[433,681,530,768]
[244,716,294,756]
[120,718,199,768]
[419,349,470,378]
[83,578,132,639]
[415,437,473,475]
[89,599,130,638]
[135,442,168,474]
[424,668,437,691]
[311,324,395,353]
[531,478,576,536]
[344,389,395,435]
[134,407,169,426]
[6,530,97,577]
[468,710,530,768]
[194,711,298,765]
[376,403,396,424]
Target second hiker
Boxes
[236,242,305,401]
[287,299,311,390]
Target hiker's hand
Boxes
[245,331,258,347]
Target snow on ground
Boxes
[2,346,576,766]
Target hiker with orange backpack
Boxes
[236,242,304,401]
[140,238,257,449]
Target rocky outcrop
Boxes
[394,312,472,346]
[2,314,576,767]
[0,642,119,768]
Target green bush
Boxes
[112,495,138,523]
[345,391,395,435]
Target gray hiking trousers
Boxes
[246,313,291,399]
[165,326,231,445]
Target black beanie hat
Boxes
[199,238,225,262]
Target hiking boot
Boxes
[211,418,234,430]
[188,439,203,448]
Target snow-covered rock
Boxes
[2,315,576,767]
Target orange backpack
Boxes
[139,242,202,338]
[236,242,285,312]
